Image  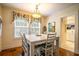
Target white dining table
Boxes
[25,34,59,56]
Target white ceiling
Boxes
[1,3,78,16]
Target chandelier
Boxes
[32,4,41,18]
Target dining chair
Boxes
[41,32,56,56]
[21,33,29,56]
[35,46,43,56]
[53,37,59,56]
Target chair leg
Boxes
[22,51,24,56]
[45,50,47,56]
[27,49,29,56]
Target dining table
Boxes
[25,34,59,56]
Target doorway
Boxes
[60,16,75,52]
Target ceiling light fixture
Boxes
[32,4,41,18]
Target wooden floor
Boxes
[59,48,79,56]
[0,47,22,56]
[0,47,79,56]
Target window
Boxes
[14,17,29,37]
[14,17,40,38]
[31,19,40,34]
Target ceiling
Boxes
[1,3,78,16]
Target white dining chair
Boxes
[41,32,56,56]
[21,33,29,56]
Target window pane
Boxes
[31,19,40,34]
[14,17,29,37]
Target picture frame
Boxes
[48,22,55,32]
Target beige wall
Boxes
[48,4,79,53]
[1,5,48,50]
[2,6,22,50]
[41,16,48,33]
[0,5,2,51]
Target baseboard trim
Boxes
[1,46,22,52]
[0,47,22,56]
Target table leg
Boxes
[30,43,35,56]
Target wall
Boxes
[1,6,21,50]
[48,4,79,53]
[41,16,48,33]
[0,5,2,51]
[1,5,48,50]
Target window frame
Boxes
[14,17,41,38]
